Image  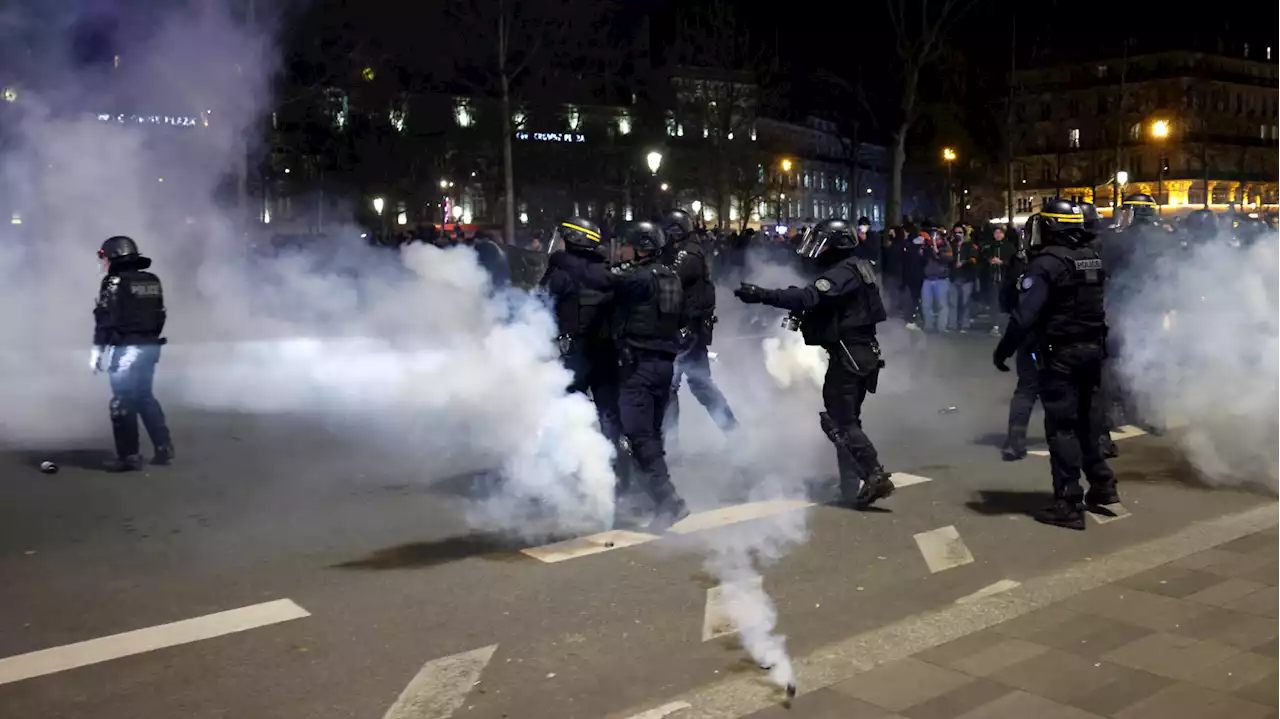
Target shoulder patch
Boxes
[1020,275,1034,291]
[815,278,833,293]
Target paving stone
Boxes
[1067,668,1174,717]
[1021,612,1156,659]
[1187,578,1270,607]
[1171,607,1279,650]
[1173,549,1275,579]
[1103,632,1242,682]
[1118,566,1229,598]
[989,605,1078,640]
[1069,585,1210,631]
[1114,680,1274,719]
[741,687,896,719]
[915,631,1012,668]
[1218,532,1279,555]
[899,678,1014,719]
[1227,587,1280,618]
[1233,670,1280,707]
[986,648,1125,704]
[945,638,1050,678]
[951,690,1104,719]
[1188,652,1278,692]
[1242,561,1280,586]
[831,657,973,712]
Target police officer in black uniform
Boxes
[1080,202,1119,459]
[92,236,174,472]
[734,219,895,508]
[610,221,690,532]
[999,215,1038,461]
[993,198,1117,530]
[539,218,621,443]
[658,209,738,441]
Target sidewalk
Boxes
[742,527,1278,719]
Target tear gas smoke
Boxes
[1110,230,1279,492]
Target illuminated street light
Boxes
[451,205,464,220]
[866,188,872,194]
[1151,120,1170,139]
[691,200,703,214]
[660,183,670,192]
[1116,171,1129,185]
[372,197,385,215]
[942,147,957,162]
[439,179,448,188]
[646,151,663,174]
[780,158,793,172]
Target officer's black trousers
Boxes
[107,345,172,459]
[665,334,737,439]
[822,351,881,496]
[1005,337,1040,452]
[1038,343,1115,500]
[564,344,622,443]
[618,351,679,506]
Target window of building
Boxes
[819,172,827,190]
[1096,64,1108,78]
[453,98,473,128]
[757,164,765,183]
[665,111,676,137]
[1068,128,1080,148]
[1272,125,1277,139]
[803,172,811,188]
[566,105,581,131]
[1129,123,1141,140]
[1041,164,1053,182]
[1262,125,1269,140]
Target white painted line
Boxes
[670,500,814,535]
[701,576,765,642]
[1028,450,1050,457]
[622,701,692,719]
[0,599,310,686]
[382,644,498,719]
[889,472,933,488]
[956,580,1022,604]
[913,525,975,574]
[1087,503,1132,525]
[520,530,657,563]
[1110,425,1148,441]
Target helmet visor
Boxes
[796,226,829,258]
[548,227,565,255]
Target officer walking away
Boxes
[538,218,621,442]
[610,221,690,532]
[658,209,738,442]
[998,214,1038,461]
[734,219,895,509]
[993,199,1117,530]
[92,236,174,472]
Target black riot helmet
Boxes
[1078,202,1100,232]
[796,218,858,259]
[550,217,602,253]
[99,235,140,261]
[1121,193,1158,226]
[657,209,695,243]
[1183,209,1218,240]
[621,220,667,255]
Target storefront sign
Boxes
[515,131,585,143]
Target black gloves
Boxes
[993,349,1010,373]
[734,283,769,304]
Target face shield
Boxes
[546,226,566,255]
[795,226,830,259]
[1025,214,1042,249]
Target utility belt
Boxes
[1034,335,1107,370]
[831,339,886,393]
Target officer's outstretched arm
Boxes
[609,269,655,305]
[995,260,1053,360]
[767,276,848,313]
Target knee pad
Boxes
[109,397,130,419]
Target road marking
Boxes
[956,580,1022,604]
[0,599,309,686]
[889,472,933,488]
[622,701,692,719]
[1111,425,1148,441]
[672,500,815,535]
[520,530,656,563]
[702,576,764,642]
[1028,450,1050,457]
[1087,503,1132,525]
[382,644,498,719]
[913,525,975,574]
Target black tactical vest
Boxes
[554,286,610,339]
[800,257,886,346]
[114,270,167,344]
[1037,245,1106,345]
[621,264,683,342]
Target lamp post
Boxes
[1151,120,1169,214]
[942,148,957,225]
[778,159,794,225]
[645,151,663,216]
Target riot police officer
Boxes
[993,198,1117,530]
[659,209,738,442]
[92,236,174,472]
[734,219,894,509]
[610,221,689,532]
[999,214,1038,461]
[1081,202,1119,459]
[539,218,621,442]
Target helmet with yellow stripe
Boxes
[1121,193,1158,225]
[552,217,603,252]
[1028,197,1091,247]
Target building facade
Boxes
[1002,44,1278,223]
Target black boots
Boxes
[1035,498,1086,531]
[103,454,144,473]
[152,444,175,466]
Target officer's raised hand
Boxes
[993,348,1011,372]
[734,283,768,304]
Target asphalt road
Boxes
[0,324,1273,719]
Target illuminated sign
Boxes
[515,131,585,143]
[95,113,206,127]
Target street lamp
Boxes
[1116,171,1129,186]
[372,197,385,215]
[660,182,670,192]
[646,151,663,174]
[942,148,956,162]
[1151,121,1170,213]
[780,158,793,172]
[942,148,957,225]
[1151,120,1170,139]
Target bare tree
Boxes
[884,0,973,226]
[669,0,781,229]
